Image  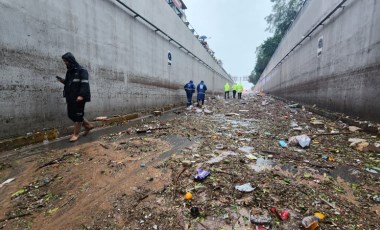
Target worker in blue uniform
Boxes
[196,80,207,107]
[184,80,195,107]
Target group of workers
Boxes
[224,82,243,100]
[183,80,244,107]
[184,80,207,107]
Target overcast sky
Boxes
[184,0,273,78]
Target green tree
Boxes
[265,0,305,37]
[249,0,305,84]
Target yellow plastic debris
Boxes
[185,192,193,200]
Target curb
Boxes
[0,129,59,152]
[0,113,138,152]
[0,103,185,153]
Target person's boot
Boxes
[82,119,94,136]
[70,122,82,142]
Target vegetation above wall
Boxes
[249,0,305,84]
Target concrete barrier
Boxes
[0,0,232,139]
[255,0,380,122]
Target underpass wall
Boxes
[0,0,232,138]
[255,0,380,122]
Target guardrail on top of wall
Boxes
[115,0,233,82]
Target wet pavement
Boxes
[0,94,379,229]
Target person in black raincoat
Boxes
[57,52,93,142]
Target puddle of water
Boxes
[238,146,255,154]
[206,151,238,164]
[329,166,362,183]
[249,158,276,172]
[281,164,298,174]
[156,135,193,162]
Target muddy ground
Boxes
[0,94,379,230]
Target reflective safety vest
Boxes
[224,83,230,92]
[237,83,243,93]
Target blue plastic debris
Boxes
[278,140,288,148]
[194,168,210,181]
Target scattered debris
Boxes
[194,168,210,181]
[184,192,192,200]
[1,94,379,229]
[35,153,81,171]
[94,116,108,121]
[278,140,288,148]
[288,134,311,148]
[302,215,319,229]
[235,183,255,192]
[153,111,162,116]
[349,126,362,132]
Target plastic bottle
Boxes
[301,216,319,230]
[43,131,49,145]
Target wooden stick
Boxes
[36,154,76,171]
[311,132,352,136]
[261,150,280,155]
[319,196,337,209]
[305,161,335,169]
[172,167,188,199]
[0,212,32,223]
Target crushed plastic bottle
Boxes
[43,131,49,145]
[301,216,319,230]
[250,208,272,225]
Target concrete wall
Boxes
[255,0,380,122]
[0,0,232,138]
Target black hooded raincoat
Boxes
[62,52,91,103]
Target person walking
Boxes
[57,52,93,142]
[237,82,244,99]
[184,80,195,107]
[224,83,230,99]
[196,80,207,107]
[232,82,238,99]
